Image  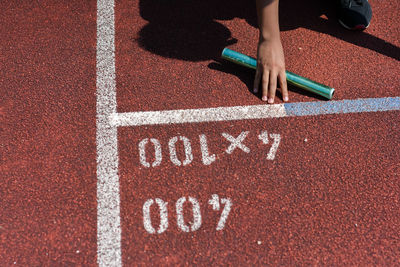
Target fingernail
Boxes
[284,96,289,102]
[268,98,274,104]
[262,96,268,101]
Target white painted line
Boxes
[110,97,400,127]
[110,104,287,127]
[96,0,121,266]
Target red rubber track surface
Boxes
[1,1,97,265]
[119,113,400,265]
[1,0,400,265]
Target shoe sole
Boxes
[338,19,370,30]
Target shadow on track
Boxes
[137,0,255,61]
[137,0,400,97]
[138,0,400,61]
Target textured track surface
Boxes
[1,1,97,265]
[1,0,399,265]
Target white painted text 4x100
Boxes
[139,131,281,167]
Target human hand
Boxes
[253,38,288,103]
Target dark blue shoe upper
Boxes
[338,0,372,30]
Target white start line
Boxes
[96,0,400,266]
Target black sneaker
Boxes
[337,0,372,30]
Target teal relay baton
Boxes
[221,48,334,100]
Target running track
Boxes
[1,0,399,266]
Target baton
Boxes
[221,48,334,100]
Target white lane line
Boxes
[110,97,400,127]
[96,0,121,266]
[110,104,287,127]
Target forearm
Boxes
[256,0,280,41]
[254,0,288,103]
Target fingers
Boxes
[268,71,277,104]
[262,70,269,102]
[253,65,289,104]
[279,71,289,102]
[253,66,261,94]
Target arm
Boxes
[254,0,288,103]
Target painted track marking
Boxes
[110,97,400,127]
[96,0,121,266]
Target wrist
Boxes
[259,31,281,43]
